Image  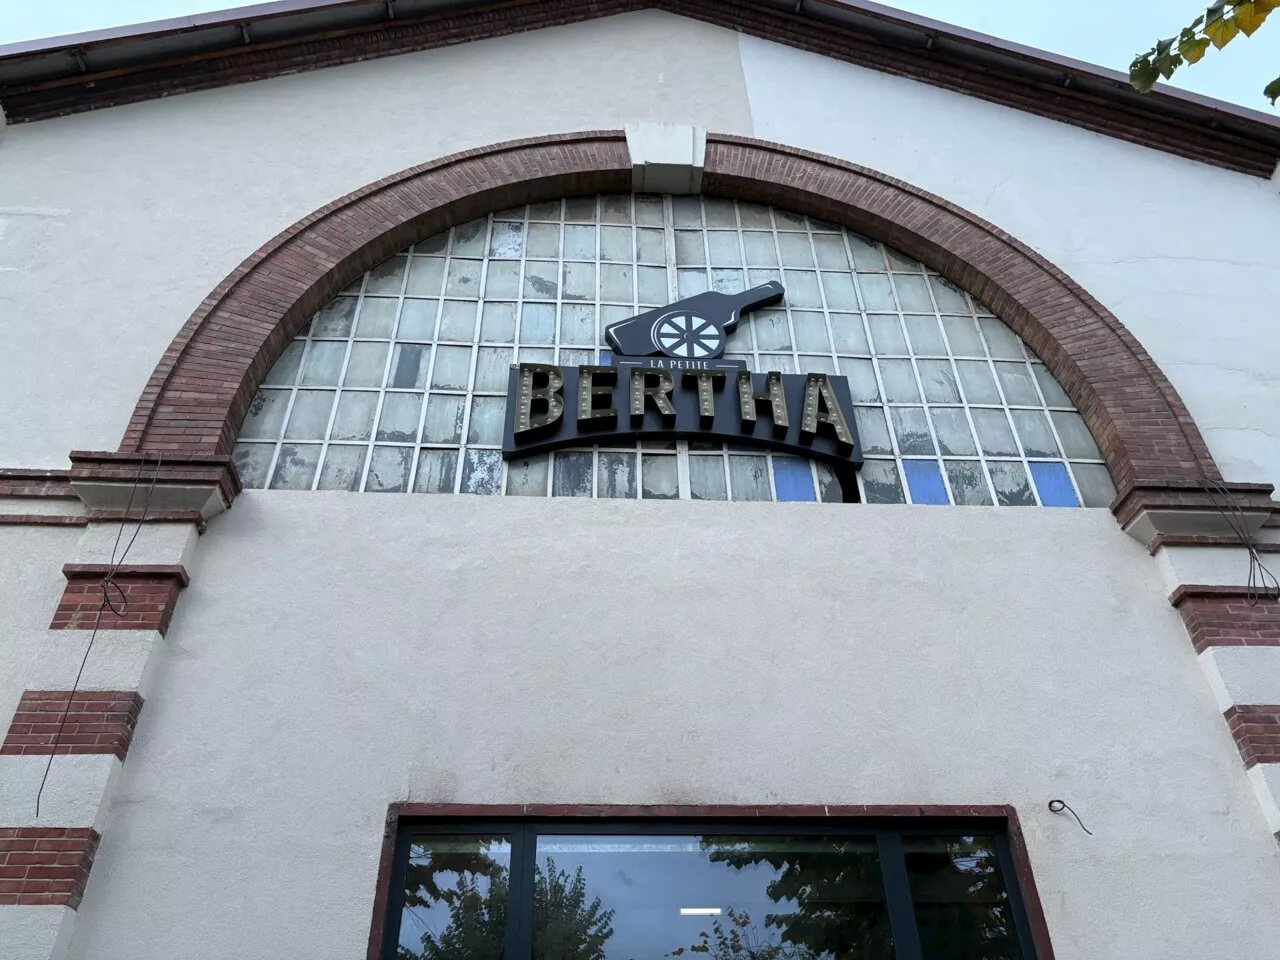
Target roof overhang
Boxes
[2,0,1278,178]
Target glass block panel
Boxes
[244,194,1093,507]
[362,445,414,491]
[904,459,949,504]
[598,451,637,498]
[892,407,935,456]
[773,457,816,501]
[270,444,321,490]
[988,461,1036,506]
[930,407,977,456]
[553,451,594,497]
[414,448,458,494]
[1030,461,1079,507]
[729,456,771,501]
[232,443,273,488]
[945,460,993,505]
[641,455,679,499]
[460,449,502,495]
[317,445,366,491]
[313,298,357,338]
[1051,411,1102,460]
[689,456,728,500]
[861,460,905,503]
[1010,409,1060,458]
[284,390,336,440]
[1071,462,1117,508]
[970,409,1020,457]
[505,455,549,496]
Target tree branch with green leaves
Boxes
[1130,1,1279,104]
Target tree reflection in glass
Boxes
[902,836,1023,960]
[398,835,511,960]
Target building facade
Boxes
[2,2,1280,958]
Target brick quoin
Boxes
[1224,706,1280,768]
[117,131,1230,511]
[50,564,189,634]
[0,828,100,908]
[1171,586,1280,654]
[1,691,143,761]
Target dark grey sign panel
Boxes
[501,362,863,474]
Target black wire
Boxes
[34,456,162,819]
[1196,473,1279,604]
[1048,799,1092,836]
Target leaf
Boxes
[1265,73,1280,103]
[1203,3,1241,47]
[1155,50,1185,78]
[1130,55,1161,92]
[1179,32,1212,62]
[1233,1,1273,34]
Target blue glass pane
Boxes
[599,350,614,366]
[773,457,816,502]
[903,459,949,505]
[1030,461,1079,507]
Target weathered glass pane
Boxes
[300,341,346,386]
[1071,462,1117,508]
[331,391,378,441]
[313,297,357,338]
[636,228,665,264]
[270,444,321,490]
[729,456,771,501]
[390,344,431,390]
[783,270,822,307]
[1033,364,1073,407]
[893,273,934,312]
[813,233,849,270]
[904,315,947,356]
[945,460,993,505]
[930,408,977,456]
[858,274,896,311]
[929,275,970,313]
[405,257,445,297]
[841,359,880,403]
[831,314,870,354]
[641,455,679,499]
[599,265,633,304]
[980,316,1024,359]
[460,449,503,495]
[525,223,560,258]
[995,362,1040,405]
[869,315,908,355]
[552,451,593,497]
[861,459,905,503]
[878,359,920,403]
[473,347,513,393]
[284,390,336,440]
[484,260,521,299]
[688,456,727,500]
[520,304,556,345]
[241,389,290,439]
[316,445,366,491]
[793,312,831,352]
[467,396,505,445]
[675,230,705,265]
[414,449,459,494]
[365,256,407,295]
[970,409,1020,457]
[523,261,559,299]
[821,272,859,310]
[398,299,438,340]
[480,303,517,343]
[941,315,985,356]
[450,219,488,256]
[563,224,596,260]
[505,455,549,496]
[488,220,524,259]
[1051,411,1102,460]
[599,225,632,263]
[232,443,273,488]
[355,298,398,338]
[1010,409,1060,457]
[597,452,637,498]
[431,346,472,390]
[344,342,389,387]
[854,406,893,455]
[988,461,1036,506]
[438,300,477,342]
[422,395,465,445]
[778,232,815,268]
[376,393,422,442]
[892,407,935,456]
[917,359,960,403]
[753,310,792,351]
[955,361,1001,405]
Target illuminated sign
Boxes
[501,284,863,492]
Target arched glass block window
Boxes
[233,195,1115,506]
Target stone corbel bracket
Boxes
[68,451,241,527]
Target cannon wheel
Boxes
[654,312,724,359]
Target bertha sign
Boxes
[501,284,863,488]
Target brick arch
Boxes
[120,129,1220,499]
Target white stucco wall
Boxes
[0,11,753,468]
[66,497,1280,960]
[737,34,1280,490]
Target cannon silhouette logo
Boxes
[501,284,863,496]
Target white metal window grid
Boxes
[233,195,1110,506]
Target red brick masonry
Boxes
[1225,705,1280,768]
[51,564,189,634]
[1170,585,1280,655]
[0,828,100,908]
[2,691,143,761]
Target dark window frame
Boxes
[367,804,1053,960]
